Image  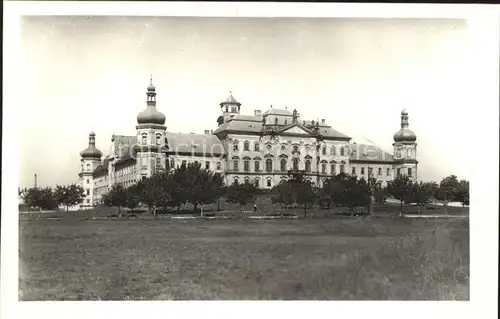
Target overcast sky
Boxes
[19,16,472,187]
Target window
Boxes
[244,160,250,172]
[142,134,147,145]
[216,162,221,170]
[156,134,161,145]
[397,168,401,176]
[267,179,272,187]
[293,146,299,153]
[408,168,412,176]
[255,161,260,172]
[182,160,187,167]
[331,146,336,155]
[86,164,90,171]
[331,164,336,175]
[387,168,391,176]
[378,168,382,176]
[244,178,250,184]
[86,189,90,195]
[305,160,311,172]
[86,179,89,184]
[233,178,239,185]
[266,159,273,172]
[231,106,237,113]
[280,159,287,171]
[233,160,239,171]
[322,163,327,174]
[254,179,260,187]
[322,147,327,155]
[244,141,250,151]
[361,167,365,175]
[293,158,299,170]
[340,146,345,156]
[281,144,286,150]
[340,164,345,173]
[156,157,161,168]
[352,167,356,175]
[254,143,260,151]
[86,199,90,204]
[233,142,239,151]
[205,161,210,170]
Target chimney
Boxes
[321,119,325,124]
[254,110,262,116]
[204,130,210,135]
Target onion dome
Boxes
[393,108,417,142]
[137,77,166,125]
[137,107,166,125]
[80,132,103,158]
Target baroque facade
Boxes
[78,80,418,209]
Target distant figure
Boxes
[253,204,258,213]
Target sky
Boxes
[18,16,473,188]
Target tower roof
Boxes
[393,108,416,142]
[137,78,166,125]
[80,132,103,159]
[220,92,241,106]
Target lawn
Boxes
[19,216,469,300]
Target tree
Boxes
[54,184,85,211]
[225,182,258,216]
[295,180,316,218]
[341,176,371,215]
[321,176,345,212]
[408,181,436,214]
[386,174,413,215]
[21,187,58,210]
[271,181,294,216]
[373,183,388,205]
[434,175,459,213]
[455,179,470,207]
[103,184,127,217]
[183,163,225,216]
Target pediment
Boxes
[278,124,312,136]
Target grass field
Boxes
[19,216,469,300]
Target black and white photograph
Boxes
[2,1,499,319]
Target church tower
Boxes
[135,76,167,179]
[79,132,103,208]
[219,91,241,124]
[393,109,418,180]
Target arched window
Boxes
[141,134,147,145]
[331,164,336,175]
[233,160,239,171]
[233,177,239,185]
[293,145,299,153]
[86,163,90,171]
[331,146,336,155]
[156,134,161,145]
[266,159,273,172]
[244,141,250,151]
[305,160,311,172]
[321,163,327,173]
[244,160,250,172]
[254,178,260,187]
[293,158,299,170]
[340,146,345,156]
[280,158,287,171]
[254,160,260,172]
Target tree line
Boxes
[19,162,469,217]
[19,184,86,211]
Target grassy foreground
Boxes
[19,217,469,300]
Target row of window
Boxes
[234,142,347,156]
[232,158,347,174]
[349,167,413,177]
[177,160,222,171]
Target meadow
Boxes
[19,209,469,300]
